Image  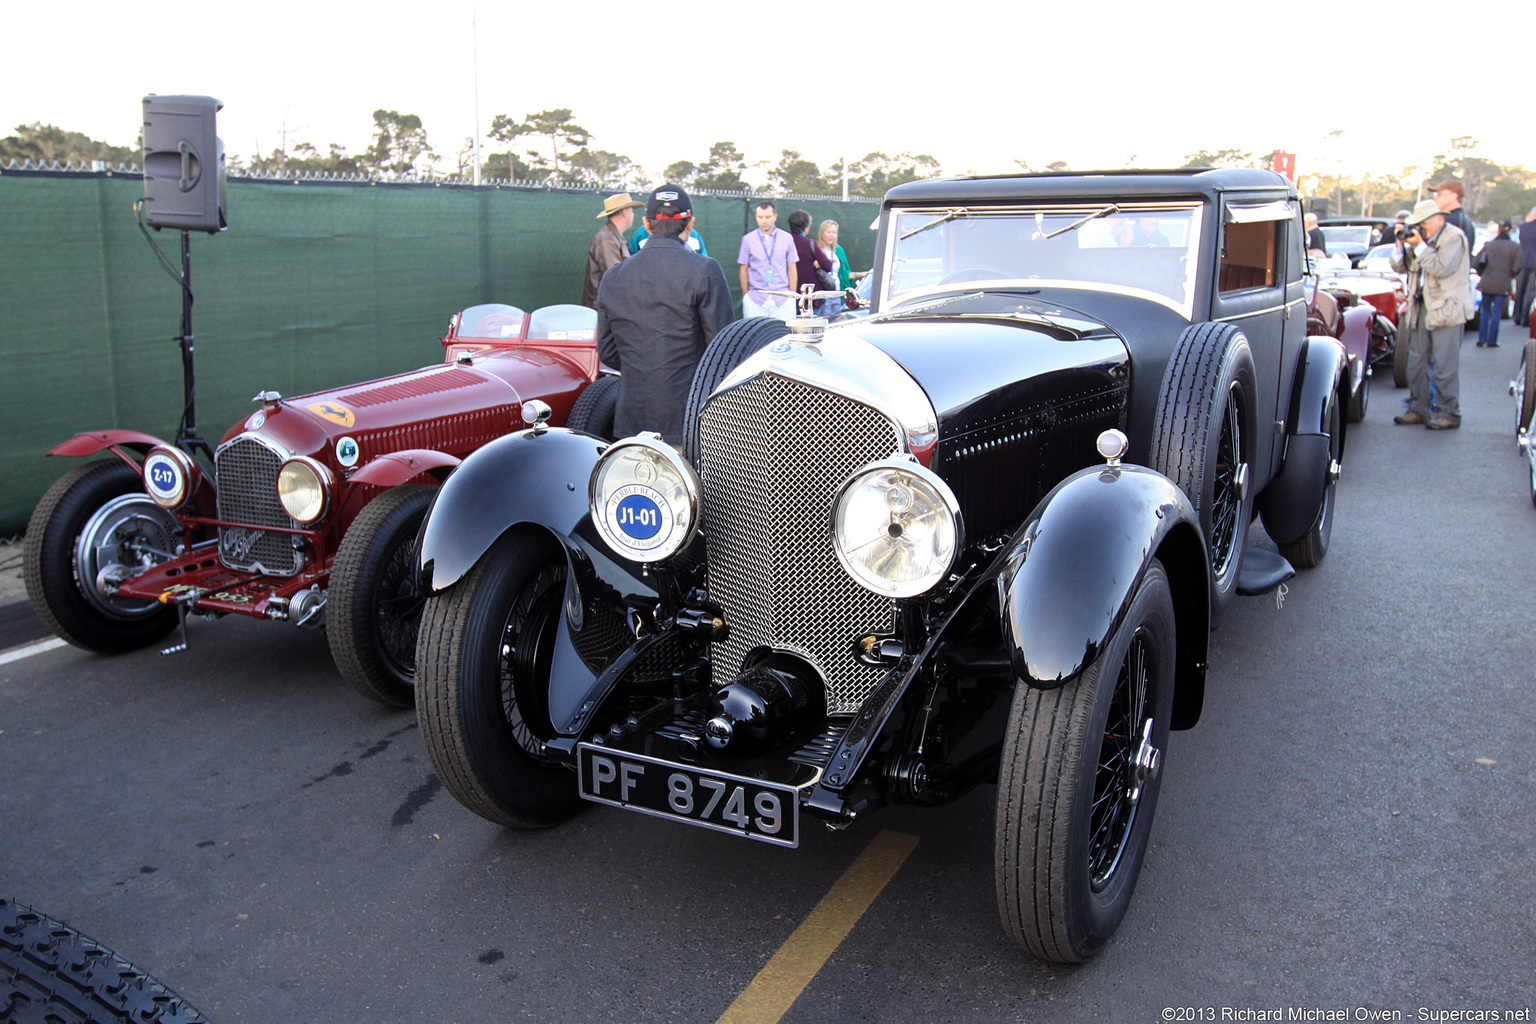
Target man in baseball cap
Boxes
[595,184,733,440]
[1429,179,1477,269]
[582,193,645,307]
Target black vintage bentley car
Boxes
[411,169,1348,962]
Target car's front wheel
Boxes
[1515,340,1536,445]
[994,561,1176,963]
[329,484,435,707]
[24,460,180,652]
[1393,328,1410,387]
[415,531,581,828]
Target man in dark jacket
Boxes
[596,184,734,441]
[1429,180,1478,274]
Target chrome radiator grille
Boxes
[699,374,901,714]
[214,436,302,576]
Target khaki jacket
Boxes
[1390,223,1475,331]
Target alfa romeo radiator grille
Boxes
[214,437,302,576]
[698,374,900,715]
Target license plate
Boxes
[577,743,799,848]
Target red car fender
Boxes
[1339,305,1374,384]
[47,429,175,476]
[347,449,461,488]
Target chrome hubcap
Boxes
[1127,718,1161,806]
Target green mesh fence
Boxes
[0,171,878,533]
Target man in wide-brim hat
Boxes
[1390,198,1475,430]
[582,193,645,307]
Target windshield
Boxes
[456,303,527,339]
[882,203,1203,317]
[1319,225,1373,248]
[527,304,597,341]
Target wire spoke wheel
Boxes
[374,535,425,675]
[995,561,1176,962]
[329,485,435,707]
[1088,627,1153,890]
[1207,381,1245,581]
[500,564,565,762]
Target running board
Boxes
[1236,548,1295,596]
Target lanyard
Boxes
[758,229,778,264]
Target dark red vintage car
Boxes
[1311,266,1405,387]
[23,302,617,707]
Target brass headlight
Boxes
[276,456,332,524]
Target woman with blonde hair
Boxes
[815,219,853,319]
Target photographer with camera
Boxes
[1390,200,1476,430]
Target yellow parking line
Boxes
[716,829,920,1024]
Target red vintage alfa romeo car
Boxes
[1311,265,1405,386]
[23,302,617,707]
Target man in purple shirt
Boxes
[738,201,797,320]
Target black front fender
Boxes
[1258,336,1345,546]
[418,426,608,593]
[416,427,662,736]
[1000,464,1208,702]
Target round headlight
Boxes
[276,456,332,524]
[589,435,701,563]
[832,459,962,599]
[143,445,196,508]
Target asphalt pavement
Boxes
[2,322,1533,1024]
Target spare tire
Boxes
[1149,321,1257,623]
[681,317,790,468]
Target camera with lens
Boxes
[1394,224,1417,242]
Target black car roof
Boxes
[885,168,1295,205]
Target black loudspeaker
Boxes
[1307,197,1330,219]
[142,94,227,233]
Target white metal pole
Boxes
[472,0,482,185]
[841,153,848,202]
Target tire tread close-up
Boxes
[566,374,619,439]
[0,897,208,1023]
[995,676,1087,962]
[328,484,436,708]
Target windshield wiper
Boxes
[1039,203,1120,240]
[899,208,968,240]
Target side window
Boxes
[1218,220,1278,293]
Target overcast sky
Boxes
[7,0,1530,185]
